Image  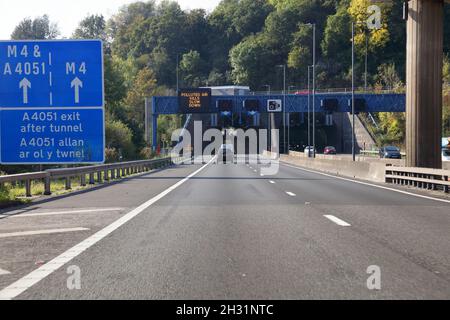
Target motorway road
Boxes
[0,160,449,299]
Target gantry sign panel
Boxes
[178,88,212,114]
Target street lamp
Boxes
[276,65,287,153]
[262,85,271,150]
[307,65,313,157]
[300,23,316,158]
[176,53,180,93]
[351,21,368,162]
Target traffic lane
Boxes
[266,162,450,281]
[274,161,444,206]
[6,164,203,211]
[19,165,358,299]
[17,162,449,299]
[0,163,203,292]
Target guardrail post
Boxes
[44,176,51,195]
[25,179,32,197]
[65,177,71,190]
[104,170,109,181]
[80,174,86,187]
[89,173,95,185]
[111,169,116,180]
[97,171,102,183]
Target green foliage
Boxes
[230,34,274,87]
[73,14,107,42]
[374,63,404,92]
[11,14,59,40]
[123,67,159,150]
[180,50,206,87]
[8,1,450,167]
[157,115,181,148]
[105,118,136,160]
[444,55,450,84]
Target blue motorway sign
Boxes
[0,40,105,164]
[1,109,104,164]
[0,40,103,107]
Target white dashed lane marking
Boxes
[0,228,90,239]
[0,268,11,276]
[324,215,351,227]
[0,208,124,218]
[286,192,296,197]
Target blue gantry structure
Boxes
[150,93,406,150]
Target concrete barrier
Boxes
[274,151,386,183]
[264,150,450,187]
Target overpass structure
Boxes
[149,0,448,169]
[150,93,406,150]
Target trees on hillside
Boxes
[11,15,59,40]
[9,1,450,158]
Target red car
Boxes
[324,146,337,155]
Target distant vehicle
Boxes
[217,144,234,163]
[304,146,316,157]
[379,146,402,159]
[324,146,337,155]
[442,148,450,162]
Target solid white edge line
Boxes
[0,158,215,300]
[0,269,11,276]
[0,208,124,218]
[324,215,351,227]
[0,228,90,239]
[281,162,450,205]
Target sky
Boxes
[0,0,222,40]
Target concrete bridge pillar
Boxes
[406,0,444,168]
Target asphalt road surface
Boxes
[0,160,449,299]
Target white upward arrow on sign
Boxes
[19,78,31,104]
[71,77,83,103]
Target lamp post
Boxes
[351,21,368,162]
[276,65,287,153]
[352,22,356,162]
[364,29,369,93]
[300,23,316,158]
[262,85,271,150]
[307,65,312,157]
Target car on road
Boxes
[323,146,337,155]
[379,146,402,159]
[304,146,316,157]
[217,144,235,163]
[442,148,450,162]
